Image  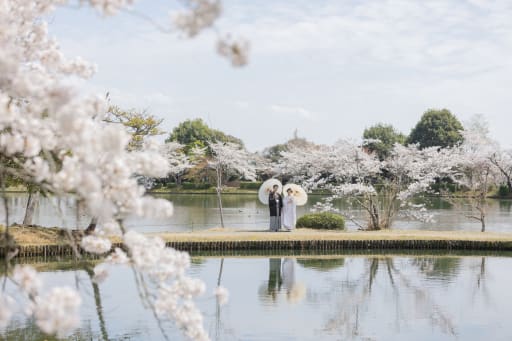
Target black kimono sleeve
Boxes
[268,193,279,216]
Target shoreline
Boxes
[4,188,512,198]
[3,227,512,258]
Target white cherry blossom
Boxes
[80,235,112,254]
[33,287,82,338]
[214,285,229,305]
[0,294,14,328]
[12,265,42,297]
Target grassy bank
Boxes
[3,226,512,246]
[3,225,512,247]
[147,187,332,195]
[148,187,258,194]
[158,228,512,243]
[5,185,512,198]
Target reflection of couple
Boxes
[266,258,305,303]
[268,185,296,232]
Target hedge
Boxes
[239,181,262,190]
[296,212,345,230]
[181,182,212,190]
[498,184,510,197]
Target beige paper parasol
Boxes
[258,179,283,204]
[282,183,308,206]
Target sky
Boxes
[50,0,512,151]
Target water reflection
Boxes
[264,258,282,301]
[2,192,512,232]
[410,257,461,280]
[321,257,460,339]
[499,199,512,213]
[296,257,345,271]
[83,265,109,341]
[2,254,512,341]
[260,258,307,304]
[281,258,306,303]
[1,321,98,341]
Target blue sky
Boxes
[50,0,512,151]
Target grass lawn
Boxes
[157,228,512,243]
[3,225,512,247]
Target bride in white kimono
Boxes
[282,188,296,231]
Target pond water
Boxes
[1,193,512,232]
[2,253,512,340]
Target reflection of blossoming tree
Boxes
[320,256,463,339]
[0,0,247,339]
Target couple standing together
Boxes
[268,184,296,232]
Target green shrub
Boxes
[239,181,262,190]
[296,212,345,230]
[447,183,457,193]
[181,182,212,190]
[296,258,345,271]
[430,179,458,193]
[181,182,194,189]
[498,184,510,197]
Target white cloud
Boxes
[49,0,512,151]
[229,0,512,77]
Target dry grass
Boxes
[1,225,64,245]
[3,225,512,247]
[157,228,512,243]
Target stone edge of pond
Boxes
[3,238,512,259]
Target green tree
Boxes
[105,105,164,151]
[166,118,243,154]
[363,123,406,160]
[408,109,463,149]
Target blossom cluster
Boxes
[155,280,208,341]
[0,1,173,226]
[5,265,82,337]
[88,0,136,16]
[13,265,42,297]
[33,287,82,338]
[217,36,250,67]
[80,235,112,254]
[1,0,230,339]
[0,294,14,329]
[278,140,460,228]
[123,231,210,340]
[333,183,376,197]
[398,202,434,223]
[213,285,229,305]
[173,0,221,38]
[105,247,130,264]
[162,142,191,172]
[209,142,257,183]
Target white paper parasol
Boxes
[258,179,283,204]
[282,183,308,206]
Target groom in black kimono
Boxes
[268,184,283,232]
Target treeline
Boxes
[156,108,489,192]
[86,106,510,201]
[0,106,512,228]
